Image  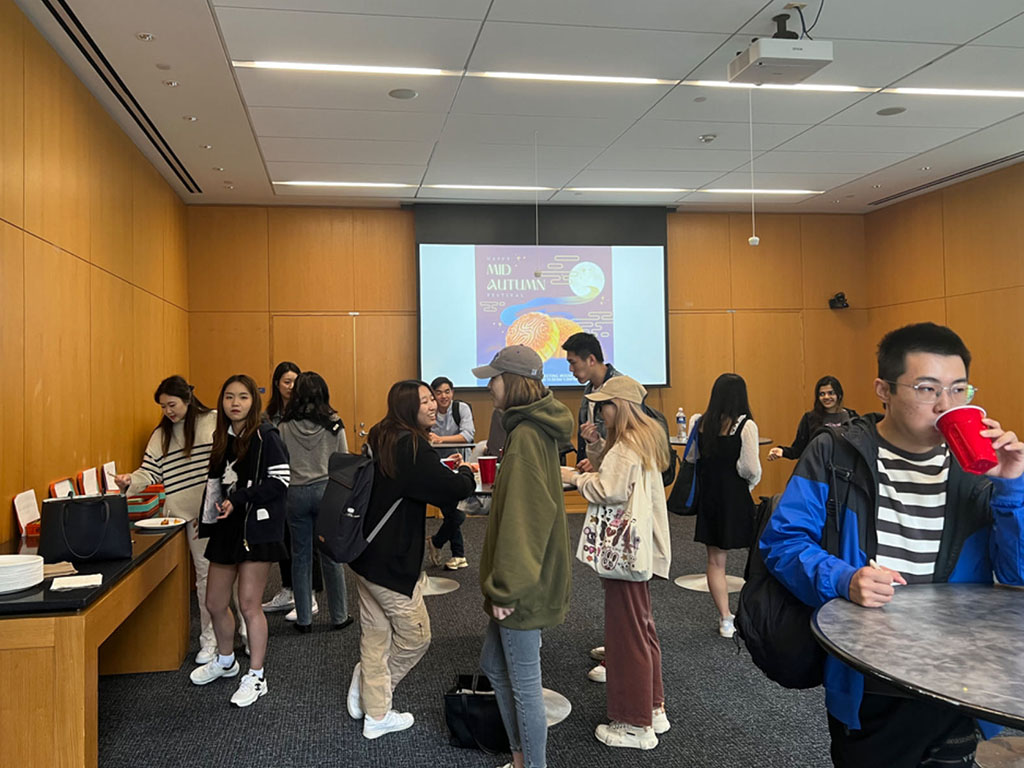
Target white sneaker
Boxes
[285,596,318,622]
[195,645,217,665]
[190,658,239,685]
[652,706,670,735]
[347,663,364,719]
[444,556,469,570]
[590,645,606,661]
[362,709,414,740]
[719,615,736,639]
[588,661,606,683]
[261,587,294,613]
[595,721,658,750]
[230,672,268,707]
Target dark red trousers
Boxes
[603,579,664,726]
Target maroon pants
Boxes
[603,579,664,726]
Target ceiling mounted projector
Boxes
[728,38,834,84]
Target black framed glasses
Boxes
[885,381,977,405]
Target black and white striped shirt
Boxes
[874,438,950,584]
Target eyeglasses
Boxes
[885,381,977,405]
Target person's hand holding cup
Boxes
[440,454,460,471]
[935,406,999,474]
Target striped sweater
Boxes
[127,411,217,521]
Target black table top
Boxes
[0,526,183,618]
[812,583,1024,729]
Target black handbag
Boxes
[443,674,510,754]
[667,429,699,516]
[38,494,133,563]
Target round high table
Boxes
[812,583,1024,729]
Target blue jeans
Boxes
[432,504,465,558]
[287,481,347,626]
[479,620,547,768]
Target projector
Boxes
[728,38,834,85]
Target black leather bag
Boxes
[443,674,510,754]
[38,494,133,563]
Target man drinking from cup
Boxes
[760,322,1024,768]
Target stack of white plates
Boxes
[0,554,44,595]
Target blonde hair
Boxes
[604,398,670,473]
[500,372,548,409]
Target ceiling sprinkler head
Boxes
[698,134,717,143]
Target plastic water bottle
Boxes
[676,408,687,440]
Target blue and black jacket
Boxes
[760,413,1024,734]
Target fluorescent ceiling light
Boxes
[234,60,448,76]
[475,71,676,86]
[428,184,553,191]
[700,188,823,195]
[273,181,414,188]
[569,187,690,193]
[884,86,1024,99]
[683,80,877,93]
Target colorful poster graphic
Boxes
[475,245,613,385]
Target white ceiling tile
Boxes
[267,161,426,183]
[249,107,447,141]
[738,150,911,174]
[566,169,724,188]
[896,45,1024,90]
[549,189,685,204]
[709,171,862,190]
[679,190,818,204]
[451,78,672,118]
[212,0,491,19]
[420,164,576,187]
[488,0,770,33]
[416,187,559,201]
[650,84,865,124]
[235,69,461,111]
[215,7,480,68]
[616,118,808,150]
[777,124,971,154]
[259,137,435,164]
[468,22,727,79]
[740,0,1024,44]
[588,145,752,171]
[973,13,1024,47]
[274,185,412,199]
[824,93,1024,128]
[430,141,600,169]
[439,114,632,147]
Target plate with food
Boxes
[134,517,187,531]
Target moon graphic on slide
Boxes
[568,261,605,298]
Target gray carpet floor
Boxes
[98,514,834,767]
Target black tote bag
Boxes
[443,674,510,754]
[667,429,699,516]
[38,494,133,563]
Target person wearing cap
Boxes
[472,345,574,768]
[562,376,672,750]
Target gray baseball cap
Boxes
[472,345,544,381]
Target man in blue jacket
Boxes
[761,323,1024,767]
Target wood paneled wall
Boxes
[0,1,188,541]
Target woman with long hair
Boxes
[472,345,575,768]
[279,371,351,633]
[563,376,671,750]
[687,373,762,639]
[264,361,300,425]
[767,375,858,462]
[346,380,475,740]
[190,375,290,708]
[116,375,228,663]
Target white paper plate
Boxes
[134,517,186,530]
[0,554,44,595]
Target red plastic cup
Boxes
[440,457,458,471]
[479,456,498,485]
[935,405,998,474]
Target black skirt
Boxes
[693,428,755,551]
[203,503,288,565]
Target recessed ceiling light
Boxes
[428,184,553,191]
[920,166,931,171]
[182,115,197,122]
[698,134,717,143]
[872,184,882,189]
[136,32,154,42]
[569,187,689,193]
[885,86,1024,99]
[162,80,179,88]
[225,185,235,190]
[477,71,675,85]
[234,61,448,77]
[388,88,418,100]
[876,106,906,116]
[155,63,171,71]
[213,167,225,171]
[701,188,823,195]
[273,181,415,188]
[200,144,212,150]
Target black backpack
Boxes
[315,451,401,563]
[734,433,855,689]
[640,402,678,486]
[452,399,473,429]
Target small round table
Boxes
[422,576,460,596]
